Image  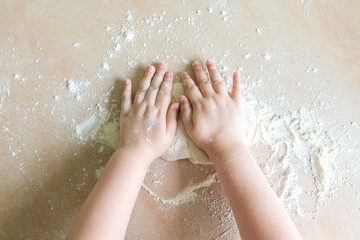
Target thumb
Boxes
[179,95,193,131]
[166,103,180,137]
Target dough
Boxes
[161,83,257,165]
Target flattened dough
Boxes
[161,83,257,165]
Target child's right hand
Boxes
[179,59,246,159]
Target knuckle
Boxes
[138,85,148,92]
[184,82,195,89]
[198,77,209,83]
[144,106,152,116]
[154,71,164,79]
[158,89,165,95]
[213,78,223,83]
[209,66,217,71]
[213,80,224,86]
[194,101,203,110]
[145,105,158,116]
[160,84,171,94]
[134,102,146,112]
[195,65,203,71]
[208,96,220,106]
[161,81,169,90]
[150,83,160,89]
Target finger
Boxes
[179,95,193,130]
[145,63,167,104]
[180,72,202,104]
[155,71,173,110]
[166,103,179,136]
[206,59,227,94]
[121,79,132,115]
[134,66,156,103]
[230,72,242,102]
[192,60,214,96]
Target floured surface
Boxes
[1,1,360,239]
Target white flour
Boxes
[94,165,217,206]
[74,115,100,141]
[144,118,158,144]
[141,172,217,206]
[121,29,135,42]
[82,84,345,215]
[64,5,353,219]
[252,99,342,217]
[66,79,90,102]
[1,3,359,240]
[0,79,10,113]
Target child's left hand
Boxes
[117,63,179,165]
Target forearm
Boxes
[210,145,301,240]
[66,149,151,240]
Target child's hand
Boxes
[118,63,179,164]
[179,59,246,159]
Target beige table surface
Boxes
[1,1,360,239]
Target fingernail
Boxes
[181,72,188,77]
[166,72,173,78]
[158,63,166,69]
[173,103,180,110]
[193,60,199,66]
[207,59,215,65]
[234,72,240,77]
[148,66,155,73]
[124,79,130,85]
[179,95,185,103]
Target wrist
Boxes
[207,142,248,163]
[112,147,154,169]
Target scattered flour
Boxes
[94,164,217,206]
[1,4,358,240]
[220,10,228,21]
[243,53,251,59]
[66,79,90,102]
[307,67,319,73]
[75,72,346,217]
[144,118,158,144]
[95,166,105,179]
[142,173,217,206]
[82,80,345,216]
[65,6,349,219]
[125,11,133,21]
[101,62,110,71]
[13,73,26,83]
[252,99,343,216]
[0,79,10,113]
[121,29,135,42]
[97,121,119,149]
[263,52,271,61]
